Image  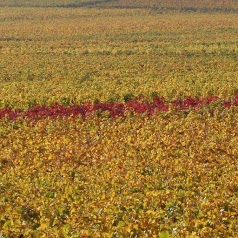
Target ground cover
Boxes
[0,94,238,120]
[0,2,238,237]
[1,110,238,237]
[1,8,238,109]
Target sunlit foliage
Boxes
[1,110,238,237]
[1,2,238,237]
[1,8,238,109]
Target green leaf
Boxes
[159,231,171,238]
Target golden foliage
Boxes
[1,5,238,237]
[1,9,238,108]
[0,110,238,237]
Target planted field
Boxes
[0,2,238,237]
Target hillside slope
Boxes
[1,0,238,12]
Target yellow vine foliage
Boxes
[0,5,238,238]
[1,8,238,108]
[0,110,238,237]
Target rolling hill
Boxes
[1,0,238,12]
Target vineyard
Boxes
[1,1,238,237]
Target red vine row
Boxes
[1,95,238,120]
